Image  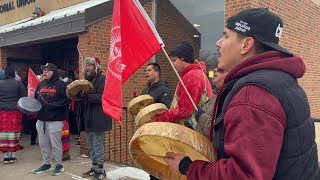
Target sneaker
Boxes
[93,171,106,180]
[34,164,52,174]
[52,164,64,176]
[82,168,96,178]
[75,140,80,146]
[9,157,17,163]
[3,158,10,164]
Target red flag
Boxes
[102,0,164,125]
[28,68,40,98]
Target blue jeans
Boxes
[87,132,105,165]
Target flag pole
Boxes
[161,47,198,111]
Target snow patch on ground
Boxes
[107,167,149,180]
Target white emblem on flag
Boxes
[108,26,124,80]
[109,26,121,63]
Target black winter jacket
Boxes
[83,73,112,132]
[0,78,26,111]
[142,80,172,109]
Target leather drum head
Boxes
[66,79,94,100]
[129,122,216,180]
[135,103,167,127]
[17,97,42,115]
[128,95,154,115]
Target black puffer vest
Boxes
[214,70,319,180]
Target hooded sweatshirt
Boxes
[185,51,317,180]
[35,69,70,122]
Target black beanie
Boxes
[4,66,15,79]
[169,41,194,63]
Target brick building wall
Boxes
[0,49,8,69]
[0,46,42,69]
[0,39,79,86]
[225,0,320,118]
[0,46,43,86]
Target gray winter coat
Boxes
[194,94,216,139]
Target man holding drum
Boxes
[34,63,70,176]
[79,57,112,180]
[142,63,172,180]
[164,8,319,180]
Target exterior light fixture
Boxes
[32,7,41,18]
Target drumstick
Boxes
[38,92,48,104]
[131,152,166,159]
[143,154,173,159]
[149,154,167,158]
[162,143,169,152]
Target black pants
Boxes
[25,119,37,143]
[68,111,78,134]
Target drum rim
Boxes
[66,79,94,100]
[134,103,168,127]
[129,122,216,180]
[17,97,42,115]
[128,94,154,115]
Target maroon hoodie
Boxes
[186,51,306,180]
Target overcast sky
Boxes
[169,0,225,52]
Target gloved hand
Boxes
[194,107,205,122]
[76,91,88,101]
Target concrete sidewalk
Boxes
[0,135,149,180]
